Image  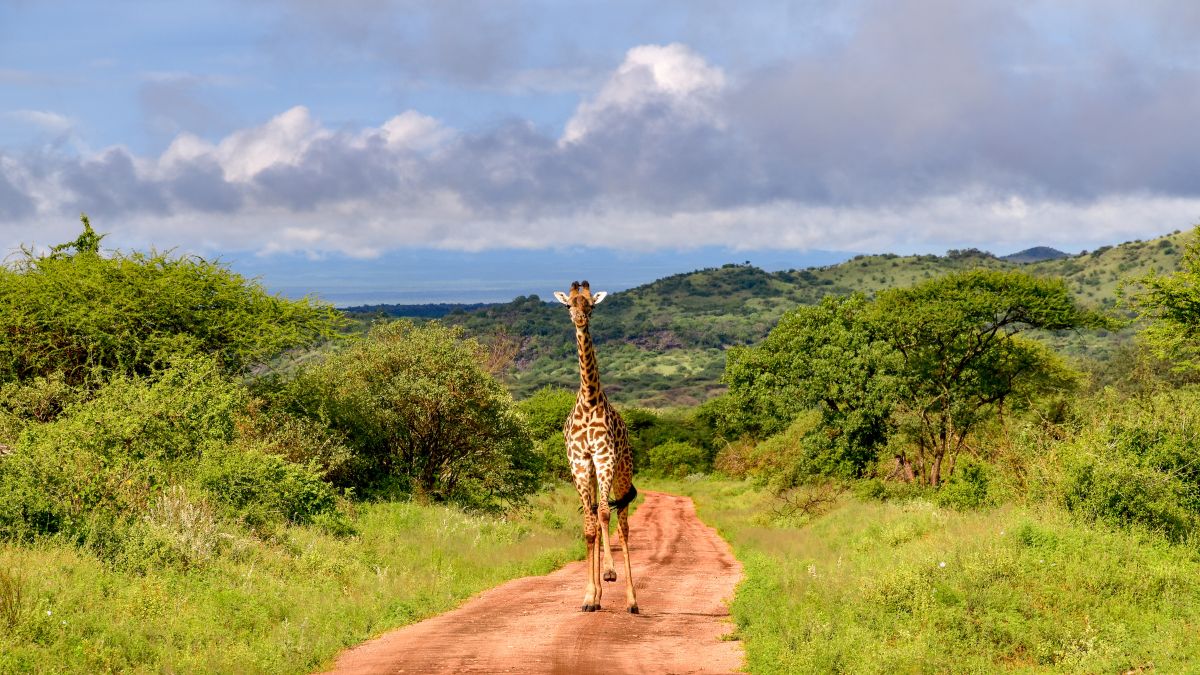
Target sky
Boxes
[2,1,1199,303]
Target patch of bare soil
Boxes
[324,491,744,674]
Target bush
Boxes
[196,445,336,529]
[739,411,874,491]
[0,216,344,386]
[1054,389,1200,542]
[1061,454,1195,541]
[646,441,708,478]
[936,458,993,510]
[0,359,244,539]
[234,401,354,484]
[517,387,576,439]
[516,387,575,483]
[0,373,79,444]
[282,320,541,509]
[0,357,343,566]
[712,439,756,479]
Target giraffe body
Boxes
[554,281,638,614]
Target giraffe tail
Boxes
[608,485,637,510]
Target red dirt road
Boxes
[325,491,744,675]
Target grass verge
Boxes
[651,477,1200,674]
[0,486,583,674]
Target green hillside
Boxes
[434,229,1191,406]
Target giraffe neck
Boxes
[575,322,603,407]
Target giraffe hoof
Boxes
[628,605,639,614]
[582,603,598,612]
[603,570,617,582]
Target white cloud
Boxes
[376,111,450,151]
[212,106,328,181]
[2,37,1199,260]
[561,43,726,144]
[6,109,74,134]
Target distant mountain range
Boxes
[346,229,1190,406]
[230,247,857,307]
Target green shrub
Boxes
[742,411,873,490]
[0,216,344,385]
[234,401,354,484]
[936,458,993,510]
[531,434,571,483]
[0,373,78,442]
[1062,454,1196,542]
[281,320,541,509]
[516,387,575,483]
[646,440,708,478]
[517,387,576,439]
[196,445,335,528]
[1055,389,1200,541]
[0,359,243,544]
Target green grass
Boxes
[0,486,584,674]
[651,477,1200,674]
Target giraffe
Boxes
[553,280,639,614]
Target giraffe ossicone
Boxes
[557,280,638,614]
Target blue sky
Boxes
[2,1,1200,302]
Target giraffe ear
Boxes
[592,291,608,305]
[553,291,571,305]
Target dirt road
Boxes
[325,491,744,674]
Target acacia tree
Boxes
[721,294,899,477]
[872,270,1097,485]
[1129,225,1200,371]
[721,270,1100,487]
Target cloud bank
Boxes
[3,1,1200,257]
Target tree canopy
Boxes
[0,215,345,385]
[872,270,1095,484]
[722,270,1100,486]
[1129,225,1200,371]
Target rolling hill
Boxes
[348,228,1192,406]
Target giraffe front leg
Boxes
[617,508,638,613]
[583,519,599,611]
[595,469,618,584]
[571,464,600,612]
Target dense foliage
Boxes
[516,386,577,482]
[719,271,1096,486]
[0,216,344,385]
[720,294,896,464]
[0,221,543,571]
[277,320,541,509]
[0,358,338,569]
[1128,224,1200,371]
[873,270,1098,485]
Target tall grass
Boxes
[0,487,583,674]
[655,477,1200,674]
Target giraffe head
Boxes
[553,280,608,328]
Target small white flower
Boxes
[938,561,946,568]
[61,620,66,625]
[1039,559,1045,564]
[46,610,52,616]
